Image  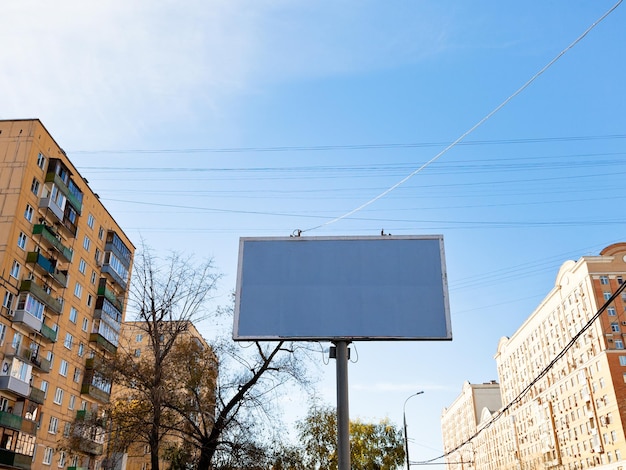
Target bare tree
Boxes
[104,247,315,470]
[106,246,221,470]
[165,317,314,470]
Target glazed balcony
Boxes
[101,264,128,291]
[19,280,62,315]
[25,252,67,287]
[0,411,37,435]
[11,309,42,335]
[0,376,30,398]
[89,332,117,354]
[97,280,124,312]
[0,448,32,469]
[32,224,73,262]
[38,193,64,221]
[80,383,110,404]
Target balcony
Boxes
[40,323,58,343]
[38,193,64,221]
[97,280,124,312]
[11,309,42,335]
[29,386,45,405]
[19,280,62,315]
[0,448,32,469]
[101,264,128,291]
[75,437,104,456]
[25,252,67,287]
[31,224,73,262]
[80,383,110,404]
[89,333,118,354]
[4,345,50,373]
[0,376,30,398]
[0,411,37,435]
[29,353,51,373]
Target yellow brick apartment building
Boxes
[442,243,626,470]
[0,119,134,469]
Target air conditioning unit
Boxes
[7,309,14,317]
[621,322,626,326]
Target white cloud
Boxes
[0,1,452,146]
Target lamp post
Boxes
[403,391,424,470]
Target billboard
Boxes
[233,235,451,341]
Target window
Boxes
[3,291,14,311]
[82,318,88,332]
[10,261,20,279]
[77,342,84,357]
[64,333,73,350]
[24,204,33,222]
[43,447,53,465]
[616,449,622,460]
[600,276,609,285]
[604,292,612,301]
[95,248,102,264]
[87,214,95,229]
[73,368,81,383]
[608,306,617,316]
[0,324,6,347]
[63,422,71,437]
[53,387,63,405]
[30,178,40,196]
[48,416,58,434]
[59,360,69,377]
[83,236,91,251]
[620,356,626,366]
[98,226,104,240]
[87,294,93,307]
[134,349,141,357]
[36,153,46,169]
[74,282,82,299]
[58,450,66,467]
[17,232,27,250]
[136,334,143,342]
[611,323,620,332]
[90,271,97,285]
[68,395,75,410]
[78,259,86,274]
[41,380,48,397]
[616,340,625,350]
[47,351,54,368]
[69,307,78,324]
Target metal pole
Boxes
[403,391,424,470]
[335,340,350,470]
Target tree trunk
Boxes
[197,438,217,470]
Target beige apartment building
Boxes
[442,243,626,470]
[441,380,502,469]
[0,119,134,469]
[114,321,214,470]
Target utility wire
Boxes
[417,279,626,465]
[300,0,623,234]
[70,134,626,156]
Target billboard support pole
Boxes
[334,340,351,470]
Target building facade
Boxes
[441,380,502,469]
[0,119,134,469]
[443,243,626,470]
[113,321,214,470]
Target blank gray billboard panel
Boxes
[233,235,451,341]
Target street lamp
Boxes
[403,391,424,470]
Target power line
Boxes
[70,134,626,156]
[299,0,624,234]
[418,279,626,465]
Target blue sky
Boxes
[2,1,625,463]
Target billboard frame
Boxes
[233,234,452,342]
